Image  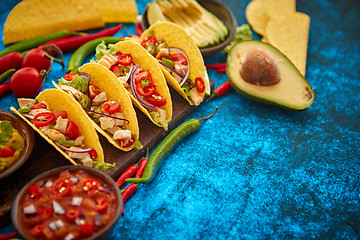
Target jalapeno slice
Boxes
[78,94,91,108]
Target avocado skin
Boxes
[226,40,315,111]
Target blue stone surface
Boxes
[1,0,359,239]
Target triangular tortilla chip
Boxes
[246,0,270,36]
[260,0,296,19]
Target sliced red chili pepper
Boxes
[89,149,97,159]
[141,35,156,47]
[118,54,132,66]
[54,111,67,119]
[80,224,94,238]
[95,197,108,212]
[88,84,101,100]
[118,134,135,149]
[29,185,42,199]
[52,180,72,197]
[65,121,80,140]
[63,73,77,81]
[31,102,47,109]
[136,83,156,97]
[30,224,45,238]
[65,206,82,220]
[0,146,15,158]
[101,101,121,114]
[37,207,53,221]
[195,77,205,93]
[135,70,152,84]
[33,112,55,128]
[83,179,98,193]
[146,91,166,106]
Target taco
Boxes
[53,63,142,152]
[137,22,208,106]
[94,39,172,130]
[10,89,110,170]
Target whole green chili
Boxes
[126,107,218,184]
[0,29,71,57]
[66,36,123,73]
[0,68,15,84]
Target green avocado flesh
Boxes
[226,40,314,110]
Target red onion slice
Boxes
[22,114,34,120]
[168,47,190,87]
[23,204,36,215]
[55,142,93,154]
[53,201,65,214]
[82,107,130,125]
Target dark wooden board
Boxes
[0,86,202,226]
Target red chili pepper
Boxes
[215,67,227,73]
[41,24,123,53]
[205,63,226,69]
[135,22,144,36]
[83,179,99,193]
[29,185,42,199]
[195,77,205,93]
[135,158,148,178]
[0,82,11,98]
[95,197,108,212]
[37,207,53,221]
[116,164,138,188]
[121,183,138,215]
[33,112,55,128]
[208,81,233,101]
[0,232,17,240]
[65,206,82,220]
[52,180,72,197]
[0,52,23,75]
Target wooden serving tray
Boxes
[0,84,208,226]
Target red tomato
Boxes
[118,54,133,66]
[101,101,121,114]
[0,146,15,158]
[30,224,45,238]
[22,48,51,72]
[95,197,108,212]
[29,185,42,199]
[146,91,166,106]
[10,67,43,97]
[52,180,72,197]
[171,53,188,65]
[135,70,152,84]
[31,102,47,109]
[54,111,67,119]
[37,207,53,221]
[65,121,80,140]
[65,206,82,220]
[80,224,94,238]
[195,77,205,93]
[88,84,101,100]
[118,135,135,148]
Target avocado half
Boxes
[226,40,314,110]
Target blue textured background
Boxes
[1,0,360,239]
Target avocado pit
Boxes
[240,48,280,86]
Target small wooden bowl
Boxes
[141,0,237,56]
[0,110,34,180]
[12,166,123,240]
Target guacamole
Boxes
[0,120,25,172]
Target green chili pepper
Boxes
[58,140,75,147]
[120,66,130,76]
[145,43,156,55]
[125,107,218,184]
[0,29,71,57]
[161,57,174,68]
[0,69,15,84]
[78,94,91,108]
[66,36,123,73]
[155,39,167,49]
[141,79,149,87]
[18,106,32,114]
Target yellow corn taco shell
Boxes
[54,63,141,151]
[90,0,138,23]
[113,40,173,129]
[139,22,207,106]
[10,89,104,166]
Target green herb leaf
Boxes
[0,121,13,143]
[223,24,253,53]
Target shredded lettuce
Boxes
[95,41,117,60]
[92,160,116,171]
[58,75,89,93]
[223,24,253,53]
[150,112,169,131]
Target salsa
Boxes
[0,120,25,172]
[20,169,119,240]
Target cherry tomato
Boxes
[31,102,47,109]
[37,207,53,221]
[141,35,157,47]
[101,101,121,114]
[54,111,67,119]
[136,83,156,97]
[118,135,135,148]
[88,84,101,100]
[33,112,55,128]
[65,121,80,140]
[22,48,51,72]
[65,206,82,221]
[118,54,133,66]
[110,65,122,77]
[146,91,166,106]
[63,73,77,81]
[80,224,94,238]
[0,146,15,158]
[95,197,108,212]
[29,185,42,199]
[30,224,45,238]
[10,67,43,97]
[135,70,152,84]
[195,77,205,93]
[52,180,72,197]
[83,179,98,193]
[89,149,97,159]
[171,53,188,65]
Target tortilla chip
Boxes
[3,0,104,45]
[246,0,270,36]
[90,0,138,23]
[260,0,296,19]
[75,63,140,151]
[140,22,206,105]
[10,89,105,165]
[113,40,173,128]
[266,12,310,76]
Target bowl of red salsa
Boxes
[11,166,123,240]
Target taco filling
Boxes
[58,72,141,149]
[17,99,101,167]
[139,33,205,105]
[95,43,169,129]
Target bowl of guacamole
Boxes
[0,110,34,180]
